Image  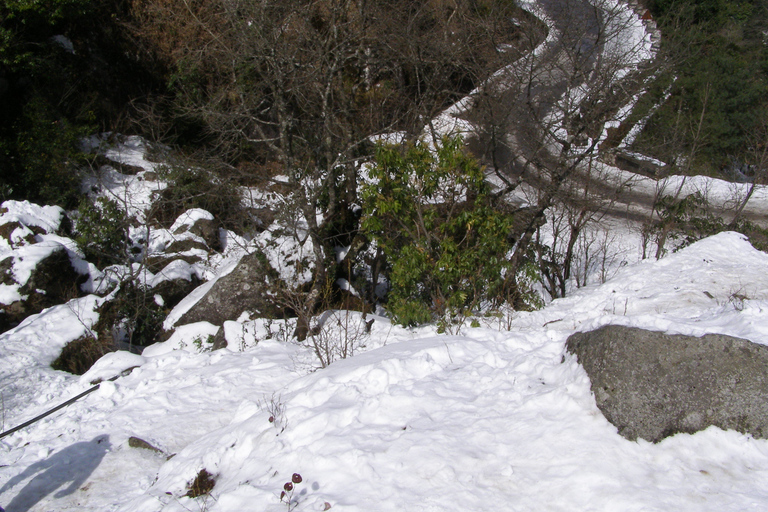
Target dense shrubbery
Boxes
[362,137,519,327]
[1,0,93,205]
[1,97,91,208]
[0,0,165,206]
[74,196,128,268]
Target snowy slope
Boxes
[3,233,768,511]
[2,0,768,509]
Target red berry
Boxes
[280,491,286,500]
[284,482,293,492]
[292,473,302,484]
[269,416,275,423]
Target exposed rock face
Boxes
[177,250,282,327]
[566,325,768,443]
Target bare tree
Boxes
[728,114,768,228]
[465,0,657,301]
[130,0,522,334]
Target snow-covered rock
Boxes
[0,201,93,332]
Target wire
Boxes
[0,372,126,440]
[0,385,101,440]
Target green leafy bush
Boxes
[362,136,515,327]
[75,196,128,268]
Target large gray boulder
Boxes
[176,250,283,327]
[566,325,768,443]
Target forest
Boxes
[1,0,767,340]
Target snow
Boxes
[79,352,147,386]
[142,322,220,357]
[0,200,78,305]
[0,294,102,439]
[149,260,202,288]
[169,209,214,234]
[0,223,94,306]
[4,232,768,511]
[3,3,768,512]
[0,201,63,236]
[50,35,75,54]
[8,242,65,291]
[80,135,167,223]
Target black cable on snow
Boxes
[0,385,100,440]
[0,373,124,440]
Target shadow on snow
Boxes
[0,435,111,512]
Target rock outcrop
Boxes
[176,250,282,327]
[566,325,768,442]
[0,201,89,332]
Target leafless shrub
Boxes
[306,309,372,368]
[258,393,288,434]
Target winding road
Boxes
[444,0,768,228]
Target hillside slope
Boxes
[2,232,768,511]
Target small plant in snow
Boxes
[307,310,371,368]
[259,393,287,434]
[279,473,302,511]
[193,334,215,352]
[185,468,216,498]
[724,286,751,312]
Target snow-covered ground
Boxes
[3,1,768,511]
[3,231,768,511]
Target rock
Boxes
[189,218,222,252]
[566,325,768,442]
[177,250,283,327]
[152,274,203,311]
[0,221,39,245]
[145,253,203,273]
[0,201,64,240]
[0,245,88,332]
[248,207,276,231]
[210,328,228,350]
[127,436,165,455]
[19,246,86,299]
[93,153,145,175]
[0,256,13,285]
[0,221,23,243]
[164,238,209,254]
